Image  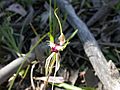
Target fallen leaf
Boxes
[6,3,27,16]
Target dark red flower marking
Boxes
[51,44,60,53]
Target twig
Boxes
[0,32,48,85]
[31,63,36,90]
[0,53,35,84]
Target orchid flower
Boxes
[45,33,66,76]
[45,8,66,76]
[45,8,78,77]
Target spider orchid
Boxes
[45,33,66,76]
[45,29,78,76]
[45,8,67,76]
[45,8,78,77]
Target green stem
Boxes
[54,8,63,35]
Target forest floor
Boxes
[0,0,120,90]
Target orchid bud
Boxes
[58,33,65,45]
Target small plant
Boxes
[45,8,67,76]
[45,8,78,89]
[0,19,20,55]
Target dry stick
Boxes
[0,35,48,85]
[0,39,47,85]
[87,0,119,27]
[31,63,36,89]
[53,0,120,90]
[0,53,35,84]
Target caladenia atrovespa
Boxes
[45,8,67,77]
[45,8,78,87]
[45,33,67,76]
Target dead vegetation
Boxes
[0,0,120,90]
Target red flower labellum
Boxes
[51,44,59,53]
